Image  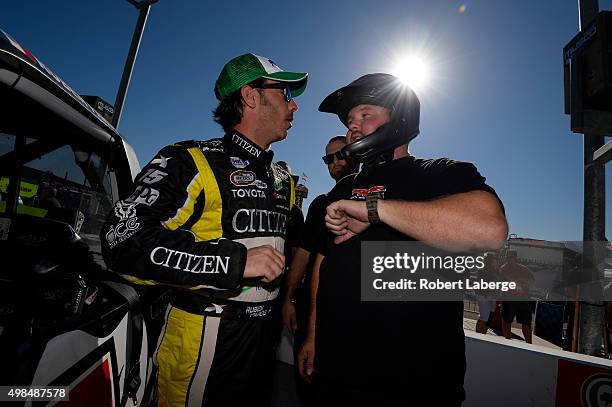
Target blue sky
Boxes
[1,0,610,241]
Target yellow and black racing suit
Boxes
[101,132,295,407]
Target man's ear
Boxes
[240,85,258,109]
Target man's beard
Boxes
[331,162,357,181]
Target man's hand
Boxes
[243,245,285,283]
[282,299,298,335]
[297,335,316,383]
[325,199,370,244]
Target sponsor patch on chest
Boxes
[230,156,250,169]
[351,185,386,200]
[231,188,266,199]
[230,170,256,186]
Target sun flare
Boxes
[392,56,429,91]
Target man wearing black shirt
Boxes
[281,136,356,402]
[299,73,508,405]
[281,135,356,337]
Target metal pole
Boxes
[577,0,606,356]
[111,0,159,129]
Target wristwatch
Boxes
[366,193,382,224]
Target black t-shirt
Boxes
[299,194,328,253]
[293,194,328,312]
[285,205,305,263]
[315,155,501,398]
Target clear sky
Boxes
[2,0,610,242]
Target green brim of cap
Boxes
[262,71,308,97]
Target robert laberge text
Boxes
[373,278,516,292]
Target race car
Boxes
[0,28,165,406]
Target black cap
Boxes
[319,73,415,126]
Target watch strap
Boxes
[366,193,381,224]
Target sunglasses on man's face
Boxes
[251,83,293,103]
[322,150,345,164]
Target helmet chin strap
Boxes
[373,148,396,165]
[339,118,419,165]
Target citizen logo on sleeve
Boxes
[230,170,256,186]
[150,246,230,274]
[351,185,386,200]
[230,156,250,169]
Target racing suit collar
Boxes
[224,132,274,164]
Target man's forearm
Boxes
[281,247,310,302]
[377,190,508,251]
[307,254,324,337]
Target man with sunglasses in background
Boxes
[281,135,357,404]
[101,53,307,407]
[321,135,358,179]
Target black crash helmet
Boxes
[319,73,420,163]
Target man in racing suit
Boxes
[101,53,307,407]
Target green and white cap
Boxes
[215,53,308,100]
